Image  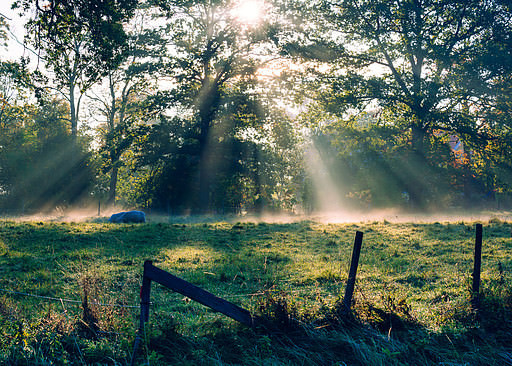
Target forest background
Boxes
[0,0,511,217]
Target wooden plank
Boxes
[143,261,256,327]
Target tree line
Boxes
[0,0,511,215]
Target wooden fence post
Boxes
[341,231,364,314]
[472,223,483,312]
[130,262,153,366]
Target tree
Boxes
[0,59,34,207]
[278,0,511,207]
[14,0,138,144]
[152,0,274,211]
[121,81,307,214]
[90,6,167,205]
[0,60,31,127]
[0,96,95,212]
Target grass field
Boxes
[0,216,511,365]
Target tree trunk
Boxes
[69,49,80,147]
[108,165,118,206]
[253,145,263,215]
[69,82,77,143]
[198,160,211,214]
[196,78,221,213]
[407,124,427,208]
[411,124,425,155]
[197,107,212,213]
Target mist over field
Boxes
[5,207,512,226]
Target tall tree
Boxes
[0,60,32,206]
[0,95,95,212]
[90,6,166,205]
[153,0,273,211]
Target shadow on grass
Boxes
[134,282,512,366]
[1,220,511,365]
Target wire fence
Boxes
[0,284,341,313]
[0,288,140,309]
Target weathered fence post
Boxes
[472,223,483,312]
[341,231,364,314]
[130,261,152,366]
[140,261,152,322]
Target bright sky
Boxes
[231,0,266,25]
[0,0,29,60]
[1,0,269,60]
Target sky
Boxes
[0,0,30,60]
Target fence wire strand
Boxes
[0,288,140,309]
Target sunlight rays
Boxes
[304,142,346,215]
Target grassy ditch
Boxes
[0,218,511,365]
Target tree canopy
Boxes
[278,0,512,207]
[1,0,511,214]
[13,0,139,141]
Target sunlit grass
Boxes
[0,219,510,364]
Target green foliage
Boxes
[14,0,138,140]
[282,0,512,208]
[308,112,477,209]
[0,59,33,125]
[120,79,306,213]
[0,98,95,212]
[14,0,137,67]
[4,0,511,215]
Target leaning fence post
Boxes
[131,259,259,364]
[472,224,483,312]
[341,231,364,314]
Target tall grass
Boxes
[0,219,510,365]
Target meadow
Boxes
[0,216,511,365]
